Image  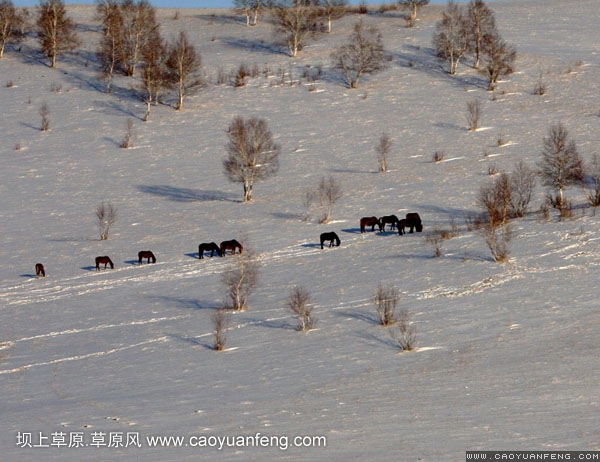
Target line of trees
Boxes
[96,0,202,116]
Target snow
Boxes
[1,1,599,460]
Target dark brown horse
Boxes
[199,242,221,259]
[320,232,340,249]
[35,263,45,277]
[95,256,114,270]
[360,216,379,233]
[397,219,408,235]
[405,213,423,233]
[138,250,156,264]
[379,215,399,232]
[220,239,243,255]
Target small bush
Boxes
[466,99,483,131]
[287,286,317,331]
[212,308,232,351]
[120,119,134,149]
[389,310,416,352]
[235,63,249,87]
[374,284,399,326]
[40,103,50,131]
[533,72,546,95]
[433,150,445,163]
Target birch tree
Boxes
[166,30,201,110]
[36,0,78,67]
[223,116,281,202]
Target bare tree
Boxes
[287,286,317,331]
[480,31,516,91]
[374,284,399,326]
[223,116,281,202]
[508,160,536,217]
[465,98,482,131]
[96,0,123,93]
[320,0,346,33]
[317,175,342,223]
[397,0,428,25]
[39,102,50,131]
[212,308,232,351]
[166,31,201,111]
[466,0,495,69]
[221,244,260,311]
[375,132,392,173]
[0,0,26,59]
[119,0,159,77]
[96,201,117,240]
[331,19,386,89]
[35,0,78,67]
[139,31,166,121]
[271,0,322,58]
[432,1,469,75]
[537,122,584,209]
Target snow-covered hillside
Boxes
[1,1,599,460]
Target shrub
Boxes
[287,286,317,331]
[374,284,399,326]
[212,308,232,351]
[389,310,416,352]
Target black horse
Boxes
[138,250,156,264]
[320,232,340,249]
[220,239,243,255]
[35,263,45,277]
[95,256,114,270]
[379,215,399,232]
[405,213,423,233]
[360,216,379,233]
[198,242,221,259]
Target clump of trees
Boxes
[433,0,516,90]
[96,0,202,113]
[223,116,281,203]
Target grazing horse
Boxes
[360,216,379,233]
[138,250,156,264]
[379,215,399,232]
[397,219,408,235]
[35,263,45,278]
[220,239,243,256]
[95,256,114,270]
[198,242,221,259]
[320,232,341,249]
[405,213,423,233]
